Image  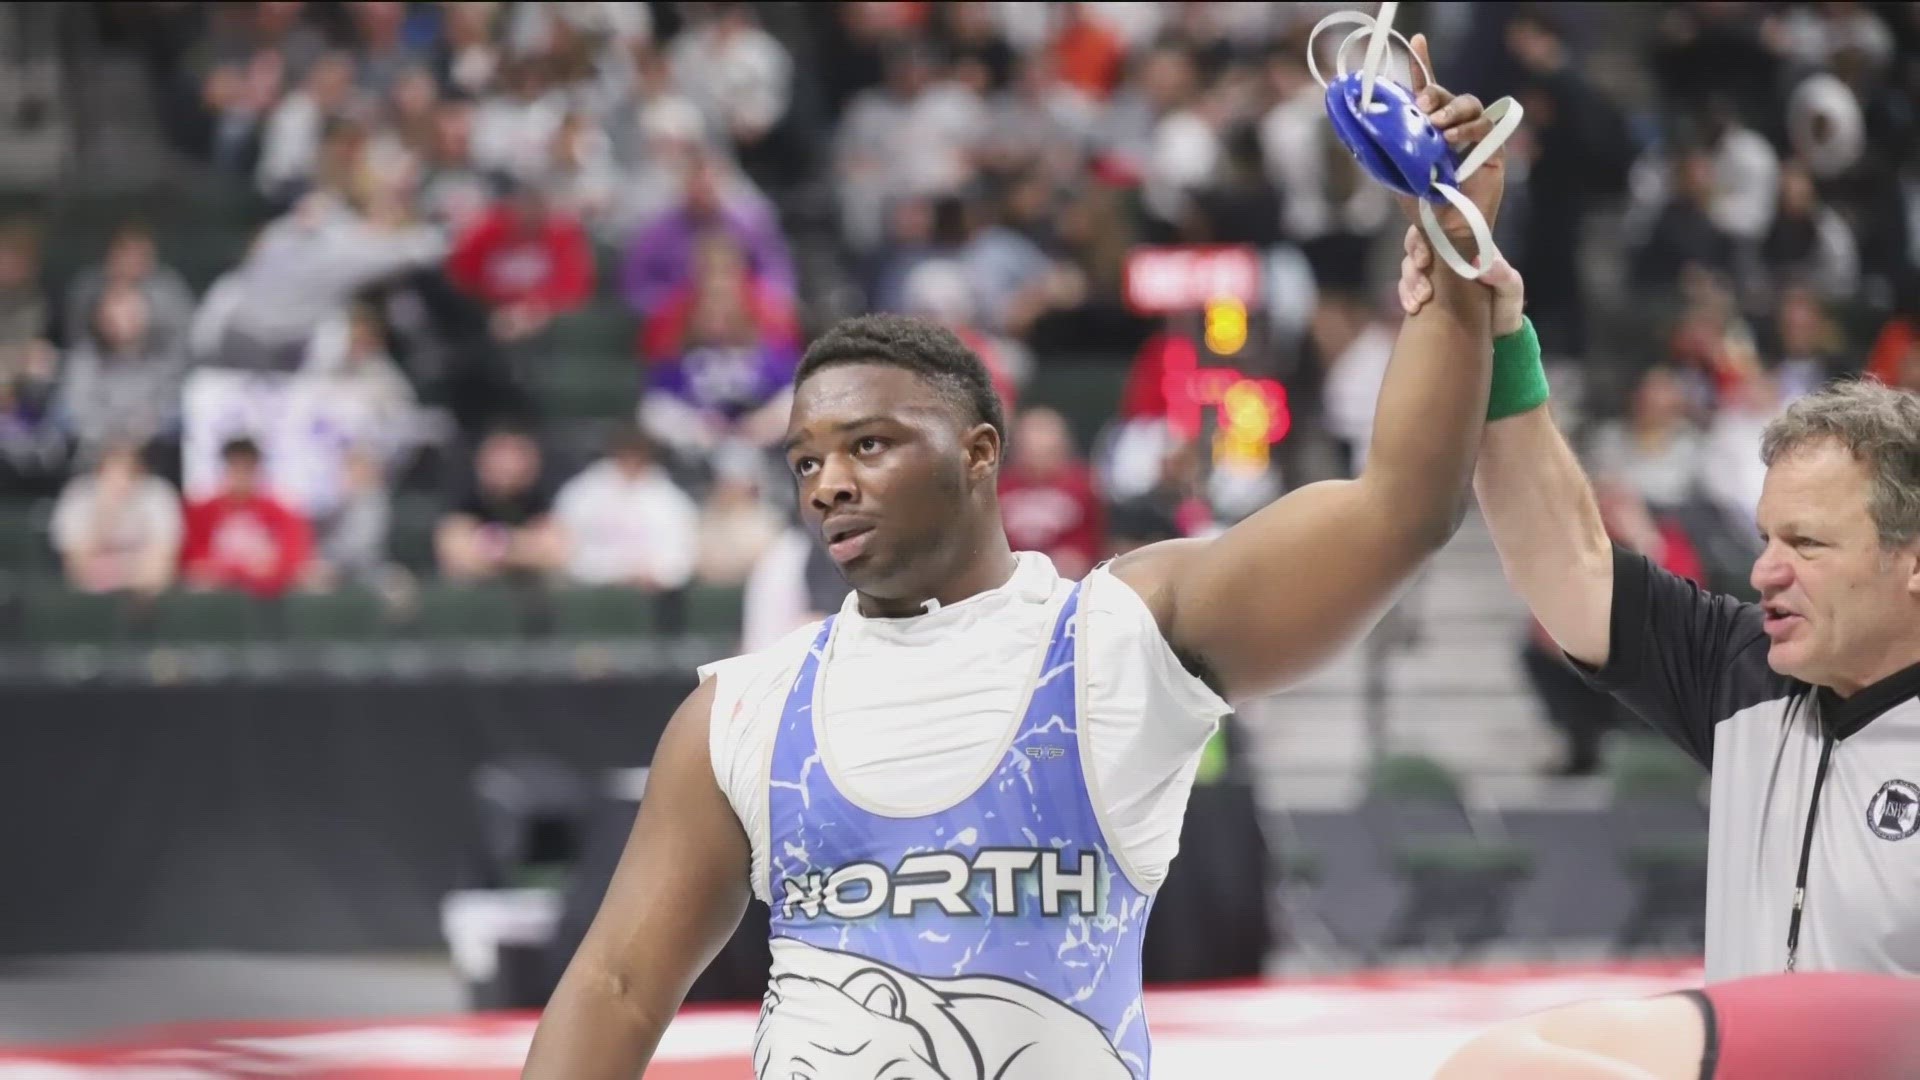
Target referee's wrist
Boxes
[1488,315,1548,421]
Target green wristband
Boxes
[1487,315,1548,421]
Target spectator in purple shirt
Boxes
[618,146,795,318]
[637,236,799,467]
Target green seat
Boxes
[1365,754,1536,956]
[591,243,624,298]
[1392,837,1534,876]
[504,864,572,891]
[166,239,258,291]
[27,183,270,296]
[150,590,274,643]
[684,584,745,635]
[0,501,54,571]
[1276,849,1323,886]
[550,586,657,636]
[1368,753,1465,802]
[1023,358,1130,455]
[1607,738,1704,799]
[389,495,443,573]
[530,359,639,420]
[550,418,626,473]
[1620,836,1711,872]
[24,185,259,223]
[284,587,389,641]
[17,579,133,644]
[410,581,525,638]
[543,301,634,359]
[1608,738,1709,953]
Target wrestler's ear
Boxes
[843,968,909,1020]
[963,421,1001,484]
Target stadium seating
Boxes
[410,580,531,638]
[1363,753,1535,958]
[543,301,633,361]
[0,501,51,570]
[150,589,275,642]
[11,575,129,644]
[548,585,658,636]
[386,494,444,573]
[684,583,748,635]
[2,188,264,291]
[1608,738,1710,954]
[283,587,392,641]
[527,356,640,422]
[0,572,746,646]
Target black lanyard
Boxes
[1785,732,1837,972]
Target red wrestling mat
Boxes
[0,961,1700,1078]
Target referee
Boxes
[1399,230,1920,981]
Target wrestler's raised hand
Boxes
[1397,33,1506,247]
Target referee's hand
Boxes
[1397,224,1526,336]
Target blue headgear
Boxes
[1308,4,1523,280]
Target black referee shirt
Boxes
[1574,546,1920,981]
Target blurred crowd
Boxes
[0,1,1917,761]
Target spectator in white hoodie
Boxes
[552,427,698,591]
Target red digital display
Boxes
[1156,335,1291,467]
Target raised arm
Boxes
[521,678,751,1079]
[1397,230,1615,666]
[1112,40,1501,702]
[1397,228,1776,767]
[1477,396,1615,665]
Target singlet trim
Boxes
[806,588,1069,820]
[753,669,782,905]
[1072,577,1158,896]
[1678,989,1719,1080]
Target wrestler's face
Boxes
[785,363,1000,605]
[1752,439,1920,695]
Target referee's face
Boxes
[1753,440,1920,695]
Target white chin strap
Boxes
[1307,3,1523,281]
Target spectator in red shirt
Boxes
[1050,3,1125,101]
[179,437,313,597]
[998,407,1103,581]
[1864,310,1916,387]
[445,174,595,343]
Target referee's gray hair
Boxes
[1761,379,1920,549]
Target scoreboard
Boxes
[1123,245,1290,472]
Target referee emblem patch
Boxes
[1865,780,1920,841]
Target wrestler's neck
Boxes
[856,528,1019,620]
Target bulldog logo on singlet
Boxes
[1866,779,1920,841]
[778,848,1099,921]
[752,941,1133,1080]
